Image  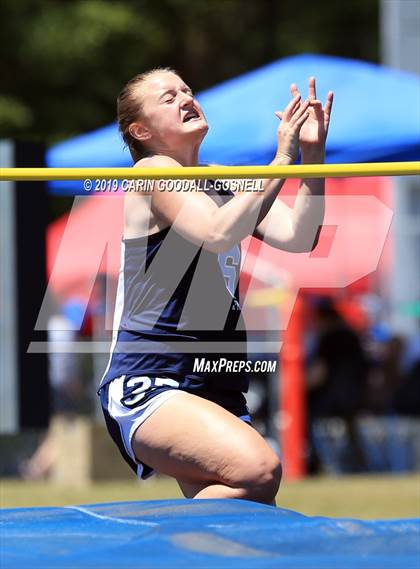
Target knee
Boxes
[230,452,282,504]
[252,454,282,503]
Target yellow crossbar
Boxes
[1,162,419,181]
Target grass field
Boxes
[1,474,419,519]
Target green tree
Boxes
[1,0,378,144]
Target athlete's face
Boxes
[133,72,208,151]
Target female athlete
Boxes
[98,68,333,505]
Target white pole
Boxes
[0,141,18,433]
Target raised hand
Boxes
[274,94,310,164]
[290,77,334,151]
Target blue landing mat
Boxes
[1,500,419,569]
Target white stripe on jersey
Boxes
[100,242,126,384]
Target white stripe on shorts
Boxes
[107,376,182,463]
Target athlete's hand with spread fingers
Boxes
[292,77,333,153]
[274,94,310,164]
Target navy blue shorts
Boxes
[99,375,251,479]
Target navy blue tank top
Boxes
[99,181,248,393]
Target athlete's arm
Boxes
[148,95,309,254]
[252,146,325,253]
[254,78,334,252]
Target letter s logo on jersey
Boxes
[218,245,240,297]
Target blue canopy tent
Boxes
[47,53,420,194]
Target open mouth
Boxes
[183,109,200,122]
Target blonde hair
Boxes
[117,67,178,162]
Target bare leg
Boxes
[132,391,282,505]
[20,431,57,480]
[177,479,277,506]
